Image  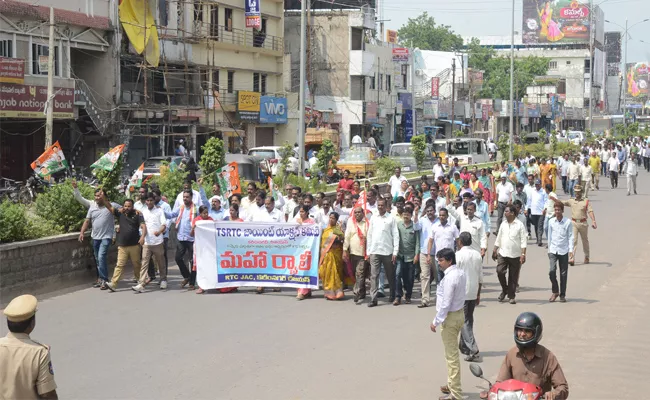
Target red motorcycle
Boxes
[470,363,543,400]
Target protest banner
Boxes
[194,221,321,289]
[91,144,125,171]
[30,140,68,178]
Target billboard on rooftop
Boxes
[522,0,591,45]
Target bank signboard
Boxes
[0,83,74,119]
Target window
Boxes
[261,74,267,95]
[193,1,203,22]
[369,74,376,90]
[209,5,218,38]
[227,70,234,93]
[0,40,12,57]
[584,59,591,74]
[225,8,233,32]
[387,74,392,93]
[212,69,220,90]
[566,61,571,65]
[31,44,58,76]
[200,68,210,89]
[378,73,383,90]
[253,72,260,92]
[159,0,169,26]
[548,61,557,70]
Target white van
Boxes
[443,138,489,165]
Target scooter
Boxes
[470,363,543,400]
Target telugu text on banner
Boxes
[195,221,321,289]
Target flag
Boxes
[91,144,125,171]
[30,141,68,178]
[119,0,160,67]
[354,190,369,215]
[267,176,280,200]
[217,162,241,198]
[127,162,144,193]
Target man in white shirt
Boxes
[559,154,570,194]
[432,157,446,181]
[456,232,483,362]
[626,153,639,196]
[607,151,620,189]
[579,158,593,198]
[546,202,573,303]
[134,187,148,213]
[249,196,284,223]
[413,204,438,308]
[388,167,407,198]
[600,146,610,177]
[343,207,370,303]
[174,180,202,210]
[526,179,548,246]
[447,201,487,257]
[132,194,168,292]
[426,208,460,284]
[495,173,514,233]
[240,182,258,214]
[492,204,527,304]
[430,248,466,400]
[366,198,399,307]
[351,134,363,144]
[567,156,581,197]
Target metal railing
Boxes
[190,22,283,53]
[74,78,112,135]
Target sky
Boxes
[382,0,650,64]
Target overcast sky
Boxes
[383,0,650,63]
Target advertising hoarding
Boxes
[522,0,590,44]
[386,30,398,44]
[431,77,440,99]
[392,48,409,63]
[237,91,261,121]
[626,62,649,98]
[259,96,288,124]
[0,57,25,84]
[245,0,261,29]
[364,101,378,124]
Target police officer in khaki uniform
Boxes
[0,294,58,399]
[551,184,597,266]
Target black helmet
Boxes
[514,312,543,349]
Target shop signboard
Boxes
[259,96,288,124]
[237,90,261,121]
[245,0,261,29]
[0,57,25,84]
[0,82,73,118]
[392,48,409,63]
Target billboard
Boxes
[626,62,650,98]
[0,83,74,119]
[392,48,409,63]
[237,91,261,121]
[245,0,261,29]
[386,30,398,44]
[0,57,25,84]
[605,32,622,63]
[259,96,288,124]
[364,101,378,124]
[522,0,590,44]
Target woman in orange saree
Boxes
[319,212,345,300]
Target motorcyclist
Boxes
[481,312,569,399]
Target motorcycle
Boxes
[0,177,22,203]
[470,363,543,400]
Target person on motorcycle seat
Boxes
[481,312,569,400]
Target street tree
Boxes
[397,12,463,51]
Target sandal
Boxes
[196,288,205,294]
[180,279,189,288]
[296,294,305,301]
[188,285,196,290]
[256,287,265,294]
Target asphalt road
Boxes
[3,169,650,399]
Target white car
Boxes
[566,131,584,146]
[248,146,303,176]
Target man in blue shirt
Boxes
[164,189,198,289]
[473,188,491,246]
[199,183,227,221]
[546,202,574,303]
[514,160,527,184]
[617,145,626,175]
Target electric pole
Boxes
[297,0,307,176]
[45,6,55,149]
[450,57,456,138]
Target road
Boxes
[3,170,649,399]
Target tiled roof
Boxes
[0,0,112,30]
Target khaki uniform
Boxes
[0,332,57,399]
[562,198,593,258]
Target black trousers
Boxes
[459,300,479,356]
[496,202,507,233]
[561,176,568,193]
[175,240,195,285]
[497,255,521,299]
[610,171,619,188]
[549,252,569,297]
[529,214,543,244]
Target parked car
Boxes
[388,143,437,173]
[247,146,305,176]
[142,156,188,179]
[566,130,584,146]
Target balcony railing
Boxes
[190,22,283,53]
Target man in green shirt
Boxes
[394,207,420,306]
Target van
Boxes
[388,143,436,173]
[442,138,488,165]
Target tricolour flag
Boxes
[30,141,69,178]
[127,162,144,193]
[217,162,242,198]
[267,176,280,200]
[91,144,125,171]
[354,189,369,216]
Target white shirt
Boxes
[544,191,557,218]
[568,163,580,180]
[429,220,460,254]
[607,157,620,172]
[456,246,483,301]
[388,175,407,197]
[366,212,399,256]
[494,218,527,258]
[432,164,445,180]
[526,187,548,216]
[626,159,638,175]
[447,207,487,252]
[141,206,167,245]
[600,149,610,162]
[560,159,571,176]
[248,207,284,223]
[414,215,438,255]
[134,200,147,213]
[351,135,363,144]
[174,189,202,210]
[546,216,573,255]
[433,265,466,327]
[580,164,592,181]
[496,181,515,203]
[283,198,298,219]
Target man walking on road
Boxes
[495,173,514,234]
[559,154,570,193]
[426,208,460,285]
[627,153,639,196]
[414,205,438,308]
[431,248,466,400]
[526,179,548,247]
[589,151,601,191]
[567,156,580,197]
[551,184,597,265]
[164,190,199,289]
[456,232,482,362]
[608,152,620,189]
[366,198,399,307]
[492,205,527,304]
[546,202,573,303]
[580,158,593,198]
[132,194,168,293]
[343,207,369,304]
[103,199,145,291]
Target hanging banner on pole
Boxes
[195,221,321,289]
[245,0,261,29]
[386,30,398,44]
[431,77,440,99]
[392,48,409,63]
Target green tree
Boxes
[199,137,227,186]
[375,157,400,181]
[410,134,427,172]
[397,12,463,51]
[315,139,337,176]
[496,132,510,161]
[35,179,94,232]
[150,162,188,199]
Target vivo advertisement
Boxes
[258,96,288,124]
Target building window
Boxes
[200,68,210,89]
[227,70,234,93]
[261,74,267,95]
[193,1,203,21]
[213,69,220,90]
[225,8,233,32]
[566,61,571,65]
[584,59,591,74]
[548,61,557,70]
[369,74,376,90]
[159,0,169,26]
[253,72,260,92]
[378,73,383,90]
[31,44,58,76]
[254,18,267,48]
[209,5,218,38]
[387,74,392,93]
[0,40,12,57]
